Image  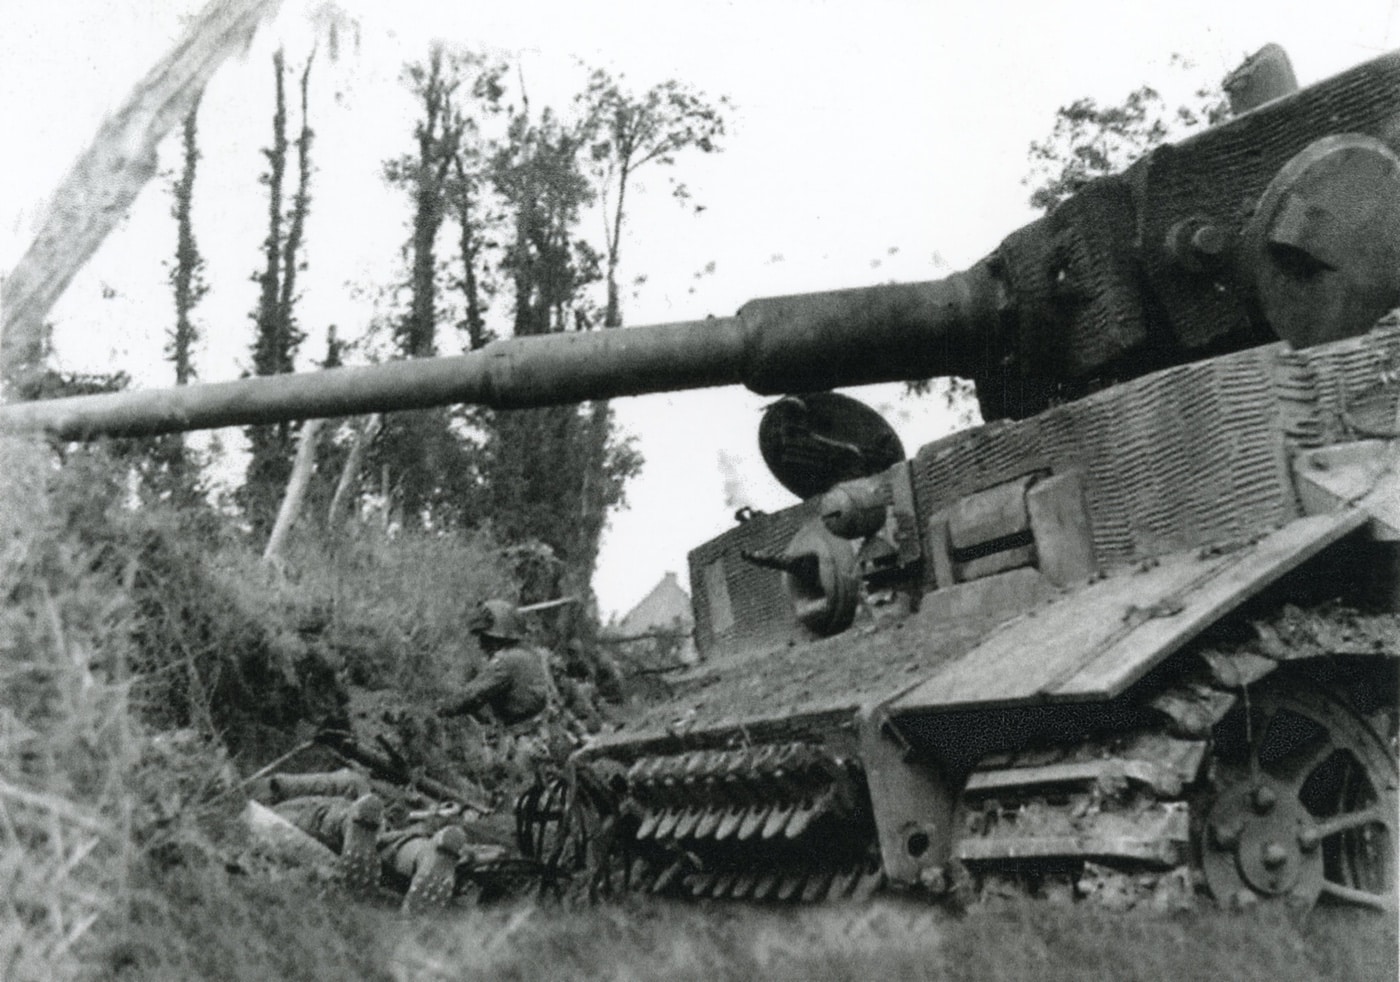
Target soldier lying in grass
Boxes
[261,769,508,912]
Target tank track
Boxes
[598,742,887,902]
[521,605,1397,909]
[948,603,1398,909]
[953,727,1204,907]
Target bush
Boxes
[0,435,519,980]
[125,524,350,763]
[3,442,517,771]
[280,525,516,701]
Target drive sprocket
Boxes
[1202,683,1397,912]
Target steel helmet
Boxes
[469,599,524,643]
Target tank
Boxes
[5,46,1399,913]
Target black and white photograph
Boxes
[2,1,1397,978]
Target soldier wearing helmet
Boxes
[438,600,553,725]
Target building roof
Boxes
[613,571,693,637]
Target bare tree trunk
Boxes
[277,52,315,363]
[263,417,323,562]
[326,413,381,530]
[451,153,488,351]
[380,464,392,532]
[170,97,207,386]
[2,0,282,393]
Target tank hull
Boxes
[542,329,1400,909]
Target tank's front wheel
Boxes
[1202,684,1397,912]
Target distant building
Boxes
[616,571,692,637]
[608,571,698,665]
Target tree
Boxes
[242,49,315,533]
[356,51,727,645]
[278,55,315,361]
[144,97,211,506]
[478,104,642,638]
[168,98,207,386]
[449,146,494,351]
[446,62,507,352]
[577,72,728,328]
[381,47,508,358]
[303,326,365,534]
[558,72,728,639]
[1024,58,1227,214]
[392,45,460,359]
[373,47,504,528]
[495,108,601,337]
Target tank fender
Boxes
[887,509,1368,715]
[1292,440,1400,540]
[856,707,957,890]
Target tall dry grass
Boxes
[0,438,145,980]
[270,524,517,699]
[0,436,519,980]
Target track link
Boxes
[619,742,884,901]
[948,604,1398,910]
[521,741,886,901]
[522,606,1396,910]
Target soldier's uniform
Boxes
[440,643,551,725]
[272,789,386,892]
[439,600,576,773]
[270,778,502,912]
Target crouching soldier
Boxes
[437,600,577,771]
[439,601,552,726]
[266,770,504,913]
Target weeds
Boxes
[2,434,1394,982]
[277,524,515,700]
[0,436,517,979]
[1,438,142,981]
[391,896,1396,982]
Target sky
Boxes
[3,0,1397,618]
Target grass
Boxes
[275,523,516,699]
[0,438,144,982]
[92,868,396,982]
[66,877,1400,982]
[0,436,519,980]
[377,894,1398,982]
[2,435,1395,982]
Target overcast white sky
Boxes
[3,0,1396,617]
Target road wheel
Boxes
[1202,683,1397,912]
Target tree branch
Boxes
[2,0,283,392]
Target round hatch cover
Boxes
[758,391,905,500]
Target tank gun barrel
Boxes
[0,272,998,440]
[6,47,1400,440]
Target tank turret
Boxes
[4,49,1400,440]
